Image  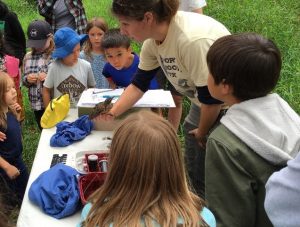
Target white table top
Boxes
[17,109,113,227]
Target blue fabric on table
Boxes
[50,115,94,147]
[28,163,80,219]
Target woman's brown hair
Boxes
[112,0,179,23]
[83,111,206,227]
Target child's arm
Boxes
[42,87,52,108]
[0,156,20,179]
[107,77,116,89]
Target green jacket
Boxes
[205,124,284,227]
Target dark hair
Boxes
[101,28,131,50]
[207,33,282,101]
[112,0,179,23]
[0,1,9,17]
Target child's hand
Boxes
[9,103,21,113]
[0,131,6,142]
[4,163,20,180]
[27,73,38,84]
[38,72,47,81]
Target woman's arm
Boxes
[109,84,144,117]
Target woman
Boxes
[98,0,230,197]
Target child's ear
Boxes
[221,80,233,95]
[143,12,154,24]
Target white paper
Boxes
[77,88,176,108]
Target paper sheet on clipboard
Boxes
[77,88,176,108]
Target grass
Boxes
[3,0,300,224]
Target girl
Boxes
[79,111,216,227]
[98,0,230,198]
[23,19,54,129]
[0,72,29,206]
[80,17,110,89]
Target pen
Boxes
[92,89,114,94]
[103,95,120,99]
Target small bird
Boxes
[89,97,114,120]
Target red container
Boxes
[78,153,109,205]
[79,172,107,204]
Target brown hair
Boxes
[112,0,179,23]
[207,33,282,101]
[83,111,206,227]
[31,35,55,56]
[0,72,17,130]
[83,17,108,60]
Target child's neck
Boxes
[124,53,134,69]
[92,47,103,55]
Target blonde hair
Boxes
[82,17,108,61]
[31,35,55,56]
[83,111,206,227]
[0,72,17,130]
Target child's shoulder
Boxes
[78,58,91,67]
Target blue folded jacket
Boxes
[28,163,80,219]
[50,115,94,147]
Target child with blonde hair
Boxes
[0,72,29,206]
[23,19,54,129]
[43,27,95,108]
[79,111,216,227]
[80,17,109,89]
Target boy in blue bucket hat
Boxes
[43,27,95,108]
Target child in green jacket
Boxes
[205,33,300,227]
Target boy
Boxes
[101,28,159,89]
[43,27,95,108]
[205,33,300,227]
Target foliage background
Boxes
[3,0,300,223]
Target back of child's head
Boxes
[101,28,131,50]
[52,27,88,59]
[207,33,282,101]
[84,111,203,227]
[26,19,54,55]
[83,17,108,56]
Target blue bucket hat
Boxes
[52,27,88,58]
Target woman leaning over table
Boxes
[96,0,230,198]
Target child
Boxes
[205,33,300,226]
[79,111,216,227]
[265,151,300,227]
[0,23,25,123]
[43,27,96,108]
[101,28,159,89]
[0,72,29,206]
[23,19,54,129]
[80,17,110,89]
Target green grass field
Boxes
[3,0,300,223]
